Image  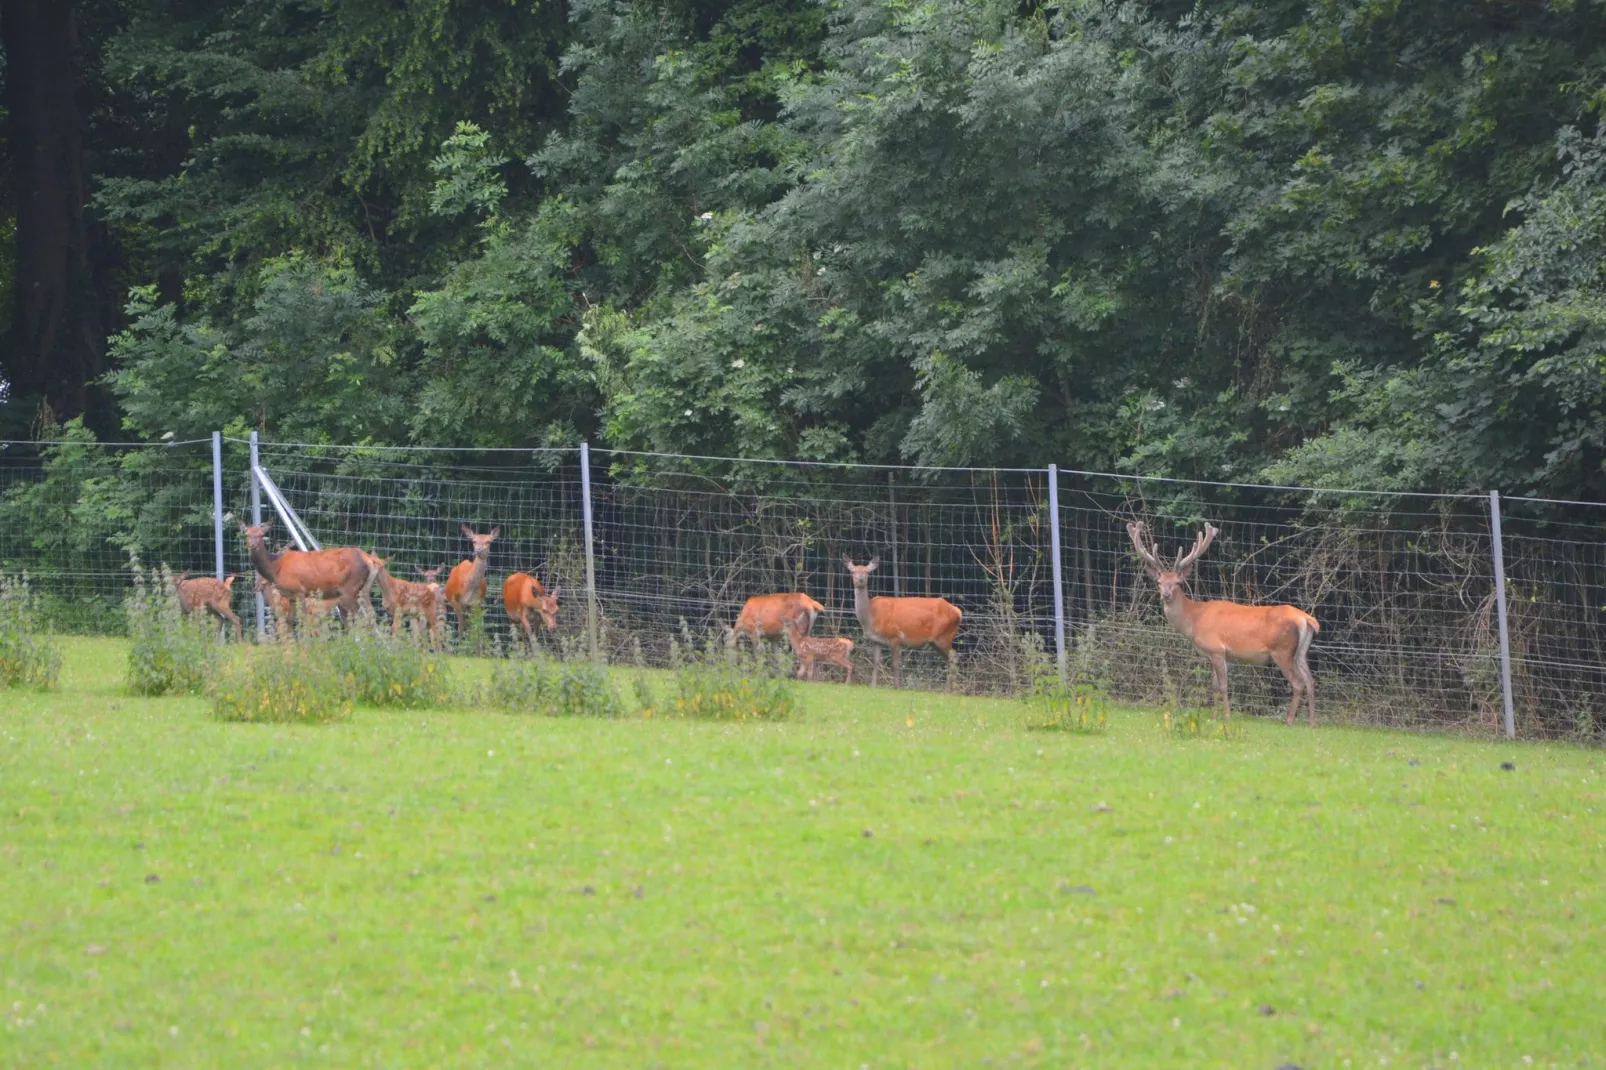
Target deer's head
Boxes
[533,585,560,631]
[842,555,881,592]
[461,525,499,560]
[1126,521,1217,605]
[416,565,443,586]
[239,520,273,549]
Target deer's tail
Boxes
[1296,614,1318,664]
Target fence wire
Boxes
[2,435,1603,740]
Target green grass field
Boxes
[4,638,1604,1067]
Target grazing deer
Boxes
[239,521,371,636]
[783,616,854,684]
[503,572,560,648]
[445,525,499,640]
[1126,521,1320,726]
[172,571,242,642]
[725,593,825,650]
[842,556,962,689]
[373,559,445,646]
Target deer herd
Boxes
[166,515,1324,721]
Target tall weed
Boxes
[126,564,216,696]
[490,640,622,718]
[1019,633,1108,734]
[211,644,351,724]
[667,623,796,722]
[325,632,454,709]
[0,571,62,690]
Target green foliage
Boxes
[324,633,455,710]
[107,257,408,445]
[210,644,353,725]
[124,565,217,697]
[666,624,797,722]
[1019,635,1107,735]
[28,0,1606,502]
[1161,702,1242,744]
[428,121,511,222]
[489,645,623,719]
[0,572,63,691]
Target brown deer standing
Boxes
[445,525,499,641]
[1126,521,1320,726]
[843,556,962,689]
[373,558,446,646]
[239,521,371,636]
[783,616,854,684]
[172,572,242,641]
[725,592,825,650]
[503,572,560,649]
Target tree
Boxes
[1,0,111,432]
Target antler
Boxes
[1125,521,1165,573]
[1173,523,1219,576]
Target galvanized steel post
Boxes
[1489,490,1516,739]
[580,442,599,662]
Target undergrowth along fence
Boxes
[2,432,1603,741]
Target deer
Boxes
[372,558,446,646]
[783,616,854,684]
[842,556,962,689]
[724,593,825,650]
[445,525,499,640]
[358,551,387,626]
[172,571,242,642]
[255,574,293,641]
[503,572,561,649]
[1126,521,1320,726]
[239,521,372,637]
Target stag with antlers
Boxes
[1126,521,1320,726]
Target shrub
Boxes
[126,564,216,696]
[325,632,454,709]
[667,624,796,722]
[490,641,622,718]
[211,644,352,724]
[0,571,62,690]
[1019,633,1108,734]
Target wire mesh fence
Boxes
[2,433,1603,740]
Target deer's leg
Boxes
[1273,651,1303,726]
[1208,652,1230,721]
[939,639,957,692]
[890,643,903,689]
[870,646,882,688]
[1294,623,1317,727]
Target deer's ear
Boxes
[842,554,854,569]
[866,556,880,571]
[488,526,500,540]
[1144,565,1162,582]
[461,524,474,538]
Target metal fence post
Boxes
[249,431,265,640]
[211,431,225,580]
[580,442,599,662]
[887,472,901,596]
[1048,464,1067,686]
[1489,490,1516,739]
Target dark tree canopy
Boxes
[2,0,1605,497]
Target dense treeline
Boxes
[3,0,1605,498]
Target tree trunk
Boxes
[1,0,107,427]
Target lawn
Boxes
[3,638,1603,1068]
